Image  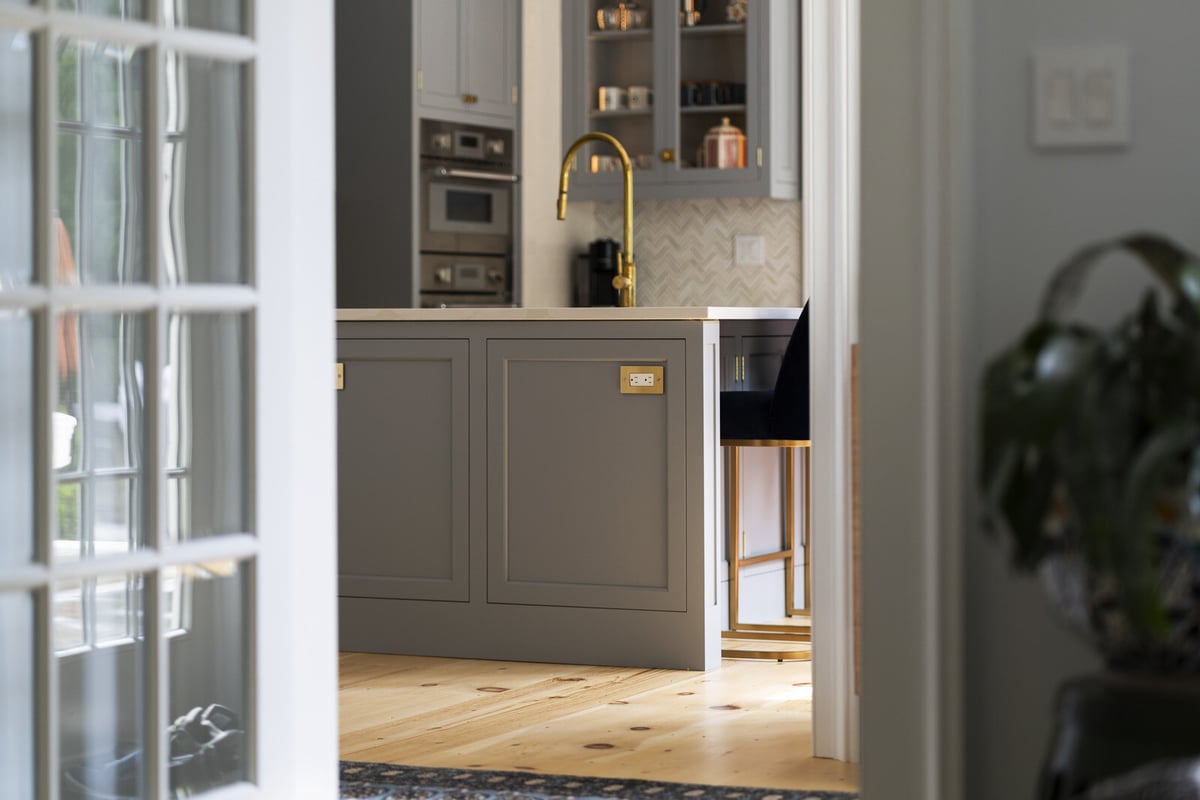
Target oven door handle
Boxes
[431,166,520,184]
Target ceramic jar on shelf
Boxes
[701,117,746,169]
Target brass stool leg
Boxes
[728,445,741,632]
[723,443,812,661]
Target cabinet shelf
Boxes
[680,103,747,115]
[587,28,653,41]
[589,108,654,118]
[680,22,746,36]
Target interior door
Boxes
[0,0,337,797]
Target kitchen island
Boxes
[336,306,802,670]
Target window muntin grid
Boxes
[0,2,259,797]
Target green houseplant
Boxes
[980,233,1200,673]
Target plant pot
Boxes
[1039,521,1200,674]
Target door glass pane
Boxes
[0,592,34,800]
[677,5,750,172]
[58,573,146,800]
[584,0,655,176]
[0,30,33,291]
[56,40,147,286]
[167,0,245,35]
[167,560,250,794]
[167,313,250,542]
[56,312,148,561]
[0,312,33,566]
[164,54,248,285]
[56,0,145,21]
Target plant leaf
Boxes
[1040,234,1200,327]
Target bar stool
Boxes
[720,304,811,661]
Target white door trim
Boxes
[804,0,859,763]
[254,0,339,794]
[857,0,970,796]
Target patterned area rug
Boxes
[339,761,859,800]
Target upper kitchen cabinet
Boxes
[416,0,520,126]
[562,0,799,201]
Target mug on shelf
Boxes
[598,85,627,111]
[680,81,700,107]
[590,154,622,173]
[628,85,653,110]
[700,80,727,105]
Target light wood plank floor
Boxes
[339,652,858,793]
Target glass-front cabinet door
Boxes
[563,0,798,202]
[0,0,337,797]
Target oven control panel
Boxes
[421,119,512,169]
[420,253,510,300]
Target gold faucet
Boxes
[557,132,636,308]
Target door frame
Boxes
[803,0,859,763]
[254,0,339,793]
[855,0,970,797]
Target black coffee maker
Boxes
[574,238,621,307]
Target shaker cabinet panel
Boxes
[416,0,518,125]
[336,339,471,602]
[486,338,688,611]
[415,0,462,107]
[562,0,799,201]
[720,319,795,392]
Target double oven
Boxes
[419,119,518,308]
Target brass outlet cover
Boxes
[336,362,344,391]
[620,365,664,394]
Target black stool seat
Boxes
[720,305,810,442]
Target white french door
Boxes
[0,0,337,797]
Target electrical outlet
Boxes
[620,365,664,394]
[629,372,655,387]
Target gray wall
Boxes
[967,1,1200,796]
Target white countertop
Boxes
[336,306,803,322]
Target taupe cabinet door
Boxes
[337,339,471,602]
[415,0,518,124]
[487,339,688,611]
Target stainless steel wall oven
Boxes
[419,119,518,307]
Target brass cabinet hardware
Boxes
[659,148,675,163]
[462,93,479,105]
[756,146,763,168]
[511,84,519,105]
[416,69,423,92]
[336,362,344,391]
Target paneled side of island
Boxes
[336,318,724,670]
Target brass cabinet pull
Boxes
[659,148,675,163]
[462,93,479,105]
[336,362,344,391]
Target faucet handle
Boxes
[612,274,633,291]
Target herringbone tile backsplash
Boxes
[593,197,804,307]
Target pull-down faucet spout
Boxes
[556,132,636,308]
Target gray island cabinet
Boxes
[336,306,801,670]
